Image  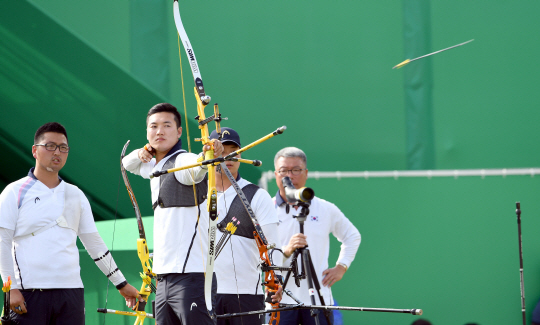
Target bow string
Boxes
[173,0,220,316]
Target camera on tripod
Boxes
[282,176,315,205]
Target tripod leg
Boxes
[282,249,301,290]
[306,251,333,325]
[302,250,321,325]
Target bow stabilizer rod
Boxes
[217,304,423,319]
[148,126,285,179]
[516,202,526,325]
[224,126,287,160]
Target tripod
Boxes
[282,202,332,325]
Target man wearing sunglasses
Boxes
[0,122,140,324]
[273,147,361,325]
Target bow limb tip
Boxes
[392,59,410,69]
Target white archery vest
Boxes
[14,183,81,241]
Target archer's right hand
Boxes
[10,289,27,314]
[139,144,155,163]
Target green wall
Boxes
[265,175,540,324]
[2,0,540,324]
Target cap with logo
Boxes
[209,127,241,147]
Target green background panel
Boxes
[2,0,540,324]
[265,175,540,324]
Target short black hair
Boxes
[34,122,68,144]
[146,103,182,128]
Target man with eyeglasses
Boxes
[0,122,140,324]
[273,147,361,325]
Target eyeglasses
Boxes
[277,168,306,176]
[35,143,70,153]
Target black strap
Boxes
[217,184,259,239]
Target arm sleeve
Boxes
[0,184,17,231]
[329,204,361,268]
[77,191,98,235]
[252,189,279,227]
[79,232,127,286]
[173,152,208,185]
[261,223,279,250]
[122,149,155,179]
[0,228,16,285]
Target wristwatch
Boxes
[336,262,348,271]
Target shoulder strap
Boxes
[14,183,82,241]
[218,184,259,239]
[60,183,82,233]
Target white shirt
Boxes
[274,193,361,305]
[214,178,279,295]
[0,173,100,289]
[123,146,209,274]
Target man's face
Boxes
[146,112,182,153]
[274,156,308,198]
[217,143,241,177]
[32,132,69,173]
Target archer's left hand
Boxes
[321,264,347,287]
[118,283,142,309]
[266,285,284,303]
[204,140,224,157]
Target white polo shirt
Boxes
[123,143,209,274]
[273,193,361,305]
[214,178,279,295]
[0,170,98,289]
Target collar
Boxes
[163,139,184,159]
[28,167,63,182]
[275,190,287,207]
[217,170,241,184]
[219,173,242,193]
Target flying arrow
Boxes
[393,39,474,69]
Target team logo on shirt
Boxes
[34,197,40,203]
[190,302,197,310]
[310,216,319,222]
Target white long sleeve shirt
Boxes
[214,178,279,295]
[274,193,361,305]
[0,169,126,289]
[122,143,210,274]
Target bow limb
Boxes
[173,0,210,105]
[120,140,156,323]
[173,1,218,316]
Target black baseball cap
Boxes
[209,127,241,147]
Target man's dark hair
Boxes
[34,122,68,144]
[146,103,182,128]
